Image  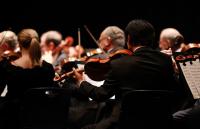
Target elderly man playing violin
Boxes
[159,28,185,54]
[64,26,131,129]
[98,26,126,54]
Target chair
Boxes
[19,87,71,129]
[119,90,174,129]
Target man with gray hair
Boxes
[159,28,184,53]
[159,28,185,74]
[98,26,126,54]
[40,30,67,67]
[66,26,130,129]
[0,30,18,56]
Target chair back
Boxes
[20,87,71,129]
[120,90,174,129]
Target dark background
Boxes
[0,1,199,48]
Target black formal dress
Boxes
[0,58,55,129]
[0,58,55,98]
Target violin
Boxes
[54,49,133,82]
[84,49,133,81]
[54,68,84,82]
[180,43,200,53]
[174,43,200,62]
[59,48,103,74]
[1,50,21,61]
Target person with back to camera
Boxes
[0,29,55,129]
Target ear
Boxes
[105,37,112,47]
[127,35,132,49]
[166,39,173,48]
[49,42,55,50]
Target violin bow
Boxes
[84,25,106,54]
[78,28,81,59]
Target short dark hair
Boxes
[125,19,155,47]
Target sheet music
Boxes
[180,59,200,99]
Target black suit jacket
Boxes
[79,47,178,102]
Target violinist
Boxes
[159,28,185,75]
[98,26,126,54]
[56,26,130,83]
[82,26,132,82]
[40,30,67,67]
[73,20,179,129]
[159,28,185,54]
[159,28,200,126]
[60,26,130,129]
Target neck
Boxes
[21,49,29,56]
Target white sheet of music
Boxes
[83,73,115,100]
[180,59,200,99]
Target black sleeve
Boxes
[0,59,7,94]
[79,69,118,102]
[42,60,56,87]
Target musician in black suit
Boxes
[67,26,129,129]
[73,19,179,129]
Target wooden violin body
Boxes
[180,43,200,53]
[54,49,133,82]
[84,49,133,81]
[174,43,200,63]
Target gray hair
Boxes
[101,26,125,47]
[160,28,183,41]
[0,30,18,50]
[40,30,62,47]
